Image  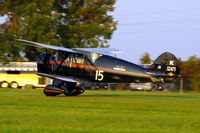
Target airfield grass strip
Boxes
[0,89,199,133]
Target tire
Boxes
[1,81,9,88]
[43,85,63,96]
[70,87,85,96]
[43,89,59,96]
[10,82,19,89]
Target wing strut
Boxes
[30,46,42,62]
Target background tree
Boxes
[0,0,23,63]
[180,56,200,91]
[140,52,152,64]
[0,0,117,62]
[54,0,116,48]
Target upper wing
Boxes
[38,73,78,83]
[73,48,123,56]
[17,39,77,53]
[17,39,123,56]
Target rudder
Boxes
[150,52,180,81]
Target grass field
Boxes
[0,89,199,133]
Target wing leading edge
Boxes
[17,39,123,56]
[17,39,77,53]
[38,73,78,83]
[73,48,123,56]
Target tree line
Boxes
[0,0,116,62]
[140,52,200,91]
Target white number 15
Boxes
[95,70,104,81]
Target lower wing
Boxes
[38,73,78,83]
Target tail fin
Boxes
[150,52,180,82]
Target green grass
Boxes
[0,89,200,133]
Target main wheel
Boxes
[43,89,60,96]
[63,87,84,96]
[71,87,85,96]
[43,85,64,96]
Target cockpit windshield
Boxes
[89,53,102,63]
[75,55,85,64]
[54,51,65,61]
[55,51,93,66]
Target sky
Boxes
[0,15,7,24]
[0,1,200,63]
[109,0,200,63]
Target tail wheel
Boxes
[10,82,19,89]
[1,81,9,88]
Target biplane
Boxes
[18,39,180,96]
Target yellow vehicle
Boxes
[0,62,50,88]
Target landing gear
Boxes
[43,84,84,96]
[43,85,64,96]
[63,87,85,96]
[72,87,85,96]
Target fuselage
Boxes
[37,52,162,83]
[17,39,179,96]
